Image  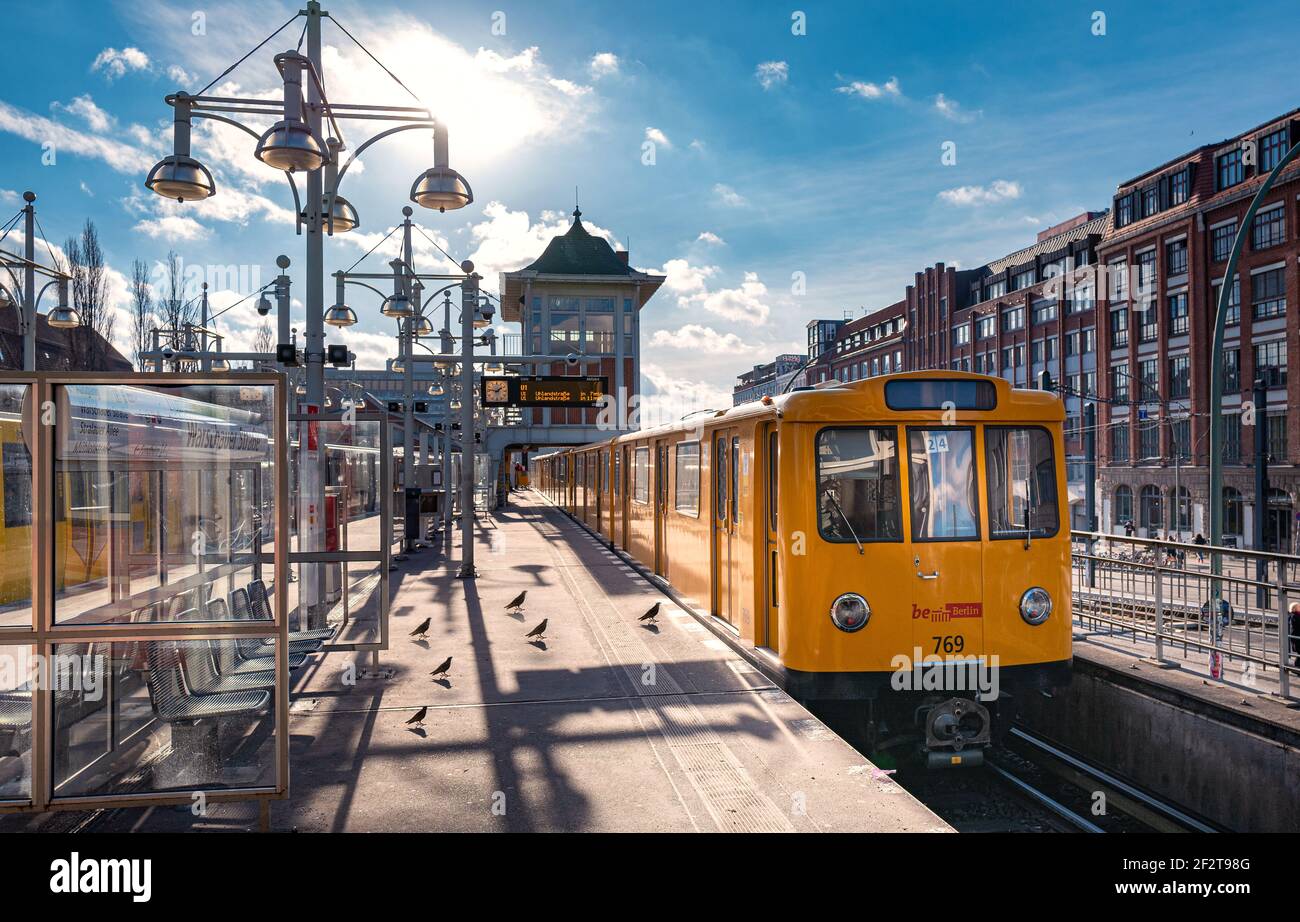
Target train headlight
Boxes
[1019,587,1052,625]
[830,593,871,633]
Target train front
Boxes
[774,373,1072,767]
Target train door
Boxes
[620,445,630,548]
[762,423,779,652]
[712,428,740,625]
[654,440,669,576]
[595,449,604,534]
[905,426,985,661]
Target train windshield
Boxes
[816,428,901,542]
[907,428,979,540]
[985,427,1059,538]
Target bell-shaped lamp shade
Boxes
[412,314,434,337]
[449,398,462,411]
[210,354,230,373]
[325,304,358,327]
[145,155,216,203]
[411,166,473,213]
[428,383,445,397]
[323,194,359,233]
[47,305,82,329]
[255,120,326,173]
[381,293,413,318]
[391,357,405,374]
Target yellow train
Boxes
[531,372,1072,766]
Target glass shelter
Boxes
[0,373,289,814]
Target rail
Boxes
[1070,530,1298,700]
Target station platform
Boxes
[26,492,947,833]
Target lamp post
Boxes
[144,1,473,625]
[0,192,80,369]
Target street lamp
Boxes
[254,52,327,173]
[410,124,473,213]
[46,278,80,329]
[144,94,216,203]
[325,273,357,327]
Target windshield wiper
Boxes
[825,491,864,555]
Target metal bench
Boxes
[207,596,308,675]
[247,579,336,645]
[231,587,324,655]
[173,605,277,694]
[144,632,269,724]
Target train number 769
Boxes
[931,635,964,654]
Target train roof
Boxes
[532,372,1063,458]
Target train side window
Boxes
[731,436,739,523]
[632,447,650,503]
[907,427,980,541]
[815,427,901,542]
[985,426,1059,538]
[674,441,700,516]
[613,449,620,496]
[715,437,728,520]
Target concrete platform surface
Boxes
[55,493,949,833]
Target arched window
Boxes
[1114,485,1133,525]
[1139,485,1162,531]
[1223,487,1243,536]
[1171,486,1191,532]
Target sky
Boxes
[1,0,1299,418]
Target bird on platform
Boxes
[405,706,428,728]
[409,618,431,640]
[429,656,452,679]
[525,618,548,640]
[505,590,527,613]
[638,602,661,624]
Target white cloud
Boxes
[167,64,196,85]
[712,183,747,207]
[645,126,671,149]
[657,259,771,324]
[52,95,113,132]
[660,258,717,299]
[0,189,20,207]
[134,215,210,241]
[79,181,94,197]
[548,78,592,98]
[836,76,901,100]
[934,92,979,123]
[755,61,789,90]
[0,100,153,173]
[938,180,1023,206]
[650,324,753,354]
[589,52,620,79]
[689,139,707,153]
[638,362,734,427]
[696,231,726,246]
[91,46,150,80]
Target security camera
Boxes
[256,295,273,317]
[564,352,579,367]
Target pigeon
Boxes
[405,706,428,727]
[505,591,527,613]
[409,618,431,640]
[525,618,548,640]
[638,602,661,623]
[429,656,452,679]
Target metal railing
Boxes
[1071,530,1297,700]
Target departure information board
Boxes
[481,376,608,408]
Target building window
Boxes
[985,279,1007,301]
[953,325,970,347]
[1135,250,1157,308]
[1045,336,1057,361]
[1141,184,1160,218]
[1116,193,1134,227]
[1013,268,1035,290]
[1109,308,1128,349]
[1252,204,1286,250]
[1108,259,1129,302]
[1139,421,1160,460]
[1032,299,1057,325]
[1217,147,1244,190]
[1251,266,1286,320]
[1167,291,1189,335]
[1137,358,1158,400]
[1212,276,1240,325]
[1165,238,1188,276]
[1111,362,1130,403]
[1170,418,1191,461]
[1137,304,1158,342]
[1115,484,1133,521]
[1223,486,1243,534]
[1002,346,1015,369]
[1001,306,1024,332]
[1267,413,1288,462]
[976,314,995,339]
[1169,167,1190,205]
[1171,485,1191,531]
[1259,126,1289,173]
[1255,339,1287,388]
[1223,414,1242,463]
[1082,328,1096,353]
[1223,348,1240,392]
[1211,221,1237,262]
[1139,484,1162,528]
[1112,424,1130,463]
[1168,354,1190,398]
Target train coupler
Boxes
[922,697,991,768]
